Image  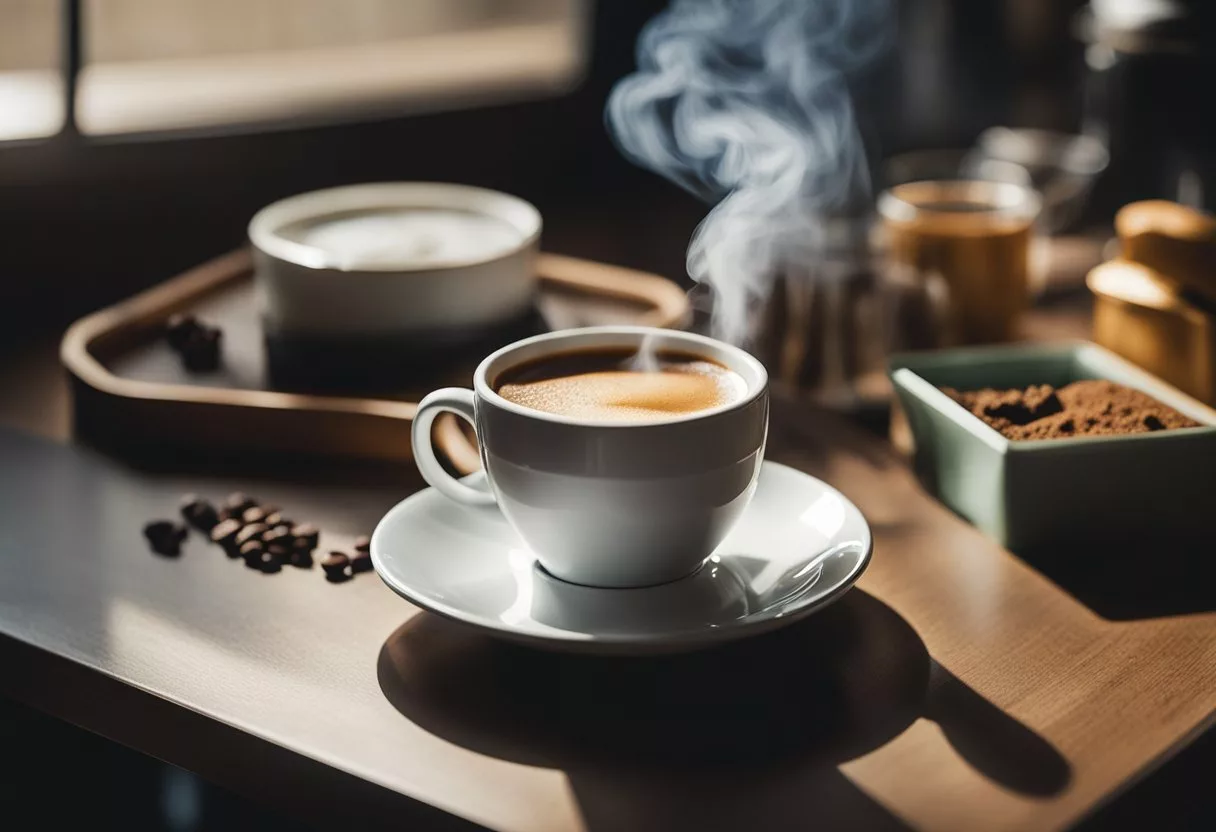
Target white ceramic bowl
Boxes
[248,182,542,339]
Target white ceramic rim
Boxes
[247,181,543,273]
[877,179,1042,224]
[370,461,874,652]
[473,325,769,428]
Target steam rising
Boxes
[607,0,892,345]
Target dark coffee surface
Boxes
[494,348,747,421]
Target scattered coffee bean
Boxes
[165,314,201,351]
[165,313,223,373]
[144,520,187,556]
[290,538,316,567]
[291,523,319,549]
[220,493,257,520]
[160,492,364,584]
[240,541,265,569]
[235,523,269,547]
[262,525,292,547]
[209,518,242,548]
[241,506,267,525]
[231,491,256,506]
[179,494,219,532]
[245,546,280,572]
[321,551,351,582]
[180,324,222,373]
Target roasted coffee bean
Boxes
[181,325,222,372]
[209,518,242,547]
[267,542,291,560]
[240,541,265,568]
[235,523,269,547]
[144,520,177,540]
[262,525,292,547]
[350,551,374,574]
[225,491,256,510]
[179,494,219,532]
[144,520,187,556]
[242,538,268,567]
[220,493,257,520]
[321,551,351,582]
[165,314,201,350]
[291,538,316,565]
[241,506,267,525]
[263,511,290,528]
[246,547,280,572]
[291,523,319,549]
[353,535,371,554]
[179,322,213,345]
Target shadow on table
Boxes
[378,590,1070,831]
[1017,537,1214,622]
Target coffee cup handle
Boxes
[411,388,496,506]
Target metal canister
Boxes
[1115,200,1216,305]
[1087,259,1216,404]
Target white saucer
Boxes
[371,461,872,654]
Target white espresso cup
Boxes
[411,326,769,588]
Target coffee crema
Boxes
[494,348,747,422]
[286,208,522,270]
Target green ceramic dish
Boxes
[890,341,1216,552]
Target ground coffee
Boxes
[942,379,1201,440]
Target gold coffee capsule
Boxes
[1087,259,1216,404]
[1116,200,1216,306]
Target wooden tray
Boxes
[62,249,688,468]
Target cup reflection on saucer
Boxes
[514,552,751,635]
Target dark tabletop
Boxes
[0,333,1214,832]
